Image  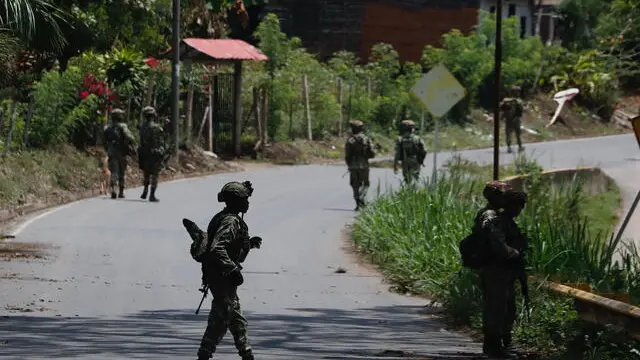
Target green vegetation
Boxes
[351,155,640,358]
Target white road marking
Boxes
[10,202,77,236]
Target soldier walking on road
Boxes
[196,181,261,360]
[475,181,529,358]
[500,86,526,154]
[345,120,376,211]
[103,108,136,199]
[393,120,427,185]
[138,106,166,202]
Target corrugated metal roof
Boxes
[182,38,268,61]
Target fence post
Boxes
[261,86,268,146]
[302,74,312,140]
[207,82,214,152]
[337,77,343,136]
[22,96,34,148]
[289,78,295,140]
[3,102,18,157]
[253,87,262,147]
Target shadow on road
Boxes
[0,304,481,359]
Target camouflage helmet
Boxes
[111,108,125,121]
[400,119,416,132]
[217,181,254,203]
[349,120,364,129]
[142,106,156,118]
[483,180,512,207]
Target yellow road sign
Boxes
[411,64,466,118]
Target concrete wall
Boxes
[502,167,615,196]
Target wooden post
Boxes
[347,82,353,122]
[198,106,209,140]
[207,82,213,152]
[289,78,295,140]
[302,74,312,140]
[261,86,268,147]
[233,61,243,156]
[3,102,18,157]
[253,87,262,144]
[184,61,194,145]
[337,77,343,136]
[22,97,34,148]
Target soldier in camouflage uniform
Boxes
[138,106,166,202]
[103,108,136,199]
[500,86,525,154]
[197,181,261,360]
[475,181,528,358]
[344,120,376,211]
[393,120,427,185]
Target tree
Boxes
[0,0,69,53]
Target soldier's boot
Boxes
[502,334,513,351]
[507,147,513,154]
[140,186,148,200]
[110,182,117,199]
[118,184,125,198]
[240,349,254,360]
[518,146,525,153]
[483,339,511,359]
[149,186,159,202]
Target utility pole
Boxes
[171,0,181,161]
[493,0,503,180]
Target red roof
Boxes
[144,56,160,68]
[162,38,268,62]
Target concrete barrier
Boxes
[502,166,615,196]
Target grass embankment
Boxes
[351,155,640,359]
[0,145,233,210]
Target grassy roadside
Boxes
[253,93,633,165]
[350,156,640,359]
[0,145,234,210]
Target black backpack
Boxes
[459,231,491,269]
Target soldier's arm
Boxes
[344,140,351,166]
[481,212,520,260]
[394,138,401,164]
[366,137,376,159]
[417,137,427,157]
[210,217,241,274]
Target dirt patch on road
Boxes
[0,241,53,261]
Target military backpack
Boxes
[183,213,240,263]
[348,134,374,160]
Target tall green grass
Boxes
[352,156,640,358]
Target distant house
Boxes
[480,0,563,45]
[261,0,564,63]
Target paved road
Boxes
[0,134,638,360]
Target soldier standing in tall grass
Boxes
[475,181,528,358]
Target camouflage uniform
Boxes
[138,107,166,202]
[394,120,427,184]
[345,120,376,211]
[500,86,525,153]
[475,182,528,358]
[103,108,136,199]
[198,181,258,360]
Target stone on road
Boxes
[1,134,638,360]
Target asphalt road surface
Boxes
[1,134,638,360]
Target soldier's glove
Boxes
[250,236,262,249]
[228,268,244,287]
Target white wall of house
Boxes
[479,0,534,37]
